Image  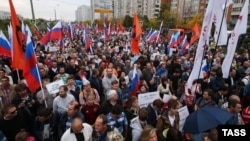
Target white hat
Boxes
[106,90,117,100]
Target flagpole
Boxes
[209,0,228,72]
[35,64,48,108]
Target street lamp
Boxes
[30,0,35,23]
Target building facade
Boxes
[75,5,92,22]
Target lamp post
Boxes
[112,0,114,19]
[30,0,35,23]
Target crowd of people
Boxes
[0,24,250,141]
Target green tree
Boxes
[160,4,176,29]
[186,13,202,28]
[0,19,10,36]
[123,15,133,28]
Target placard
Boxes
[49,46,58,52]
[46,79,65,94]
[138,91,160,108]
[162,94,172,103]
[178,106,189,132]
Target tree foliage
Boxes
[159,4,177,29]
[186,13,202,28]
[123,15,133,28]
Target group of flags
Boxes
[0,0,247,95]
[0,0,41,92]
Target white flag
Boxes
[222,0,248,78]
[213,0,233,45]
[187,0,215,88]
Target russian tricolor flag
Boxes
[23,32,41,93]
[147,30,159,43]
[67,22,73,41]
[83,30,92,49]
[50,21,62,41]
[170,31,181,47]
[0,31,11,57]
[103,23,110,41]
[130,66,139,97]
[180,35,189,55]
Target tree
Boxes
[186,13,202,28]
[123,15,133,28]
[142,15,150,28]
[160,4,177,29]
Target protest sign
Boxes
[138,91,160,108]
[46,79,64,94]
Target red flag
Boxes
[9,0,25,69]
[39,32,51,45]
[33,25,41,39]
[117,22,125,32]
[190,22,201,45]
[131,13,142,55]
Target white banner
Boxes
[187,0,215,88]
[45,79,65,94]
[213,0,233,45]
[222,0,248,78]
[138,91,160,108]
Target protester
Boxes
[0,104,33,141]
[130,107,148,141]
[61,117,93,141]
[58,101,84,139]
[92,114,124,141]
[140,125,158,141]
[52,85,75,115]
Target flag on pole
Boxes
[83,30,92,49]
[67,22,73,41]
[170,31,181,47]
[40,32,51,45]
[146,28,153,39]
[190,22,201,45]
[213,0,233,45]
[180,35,189,55]
[222,0,248,78]
[47,22,51,32]
[25,25,34,46]
[33,24,42,39]
[9,0,25,69]
[117,22,125,32]
[23,32,41,93]
[130,65,139,97]
[156,21,163,43]
[103,22,110,41]
[131,13,142,55]
[50,21,62,41]
[147,30,159,43]
[187,0,215,88]
[0,31,11,57]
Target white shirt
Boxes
[61,123,93,141]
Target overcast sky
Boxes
[0,0,91,21]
